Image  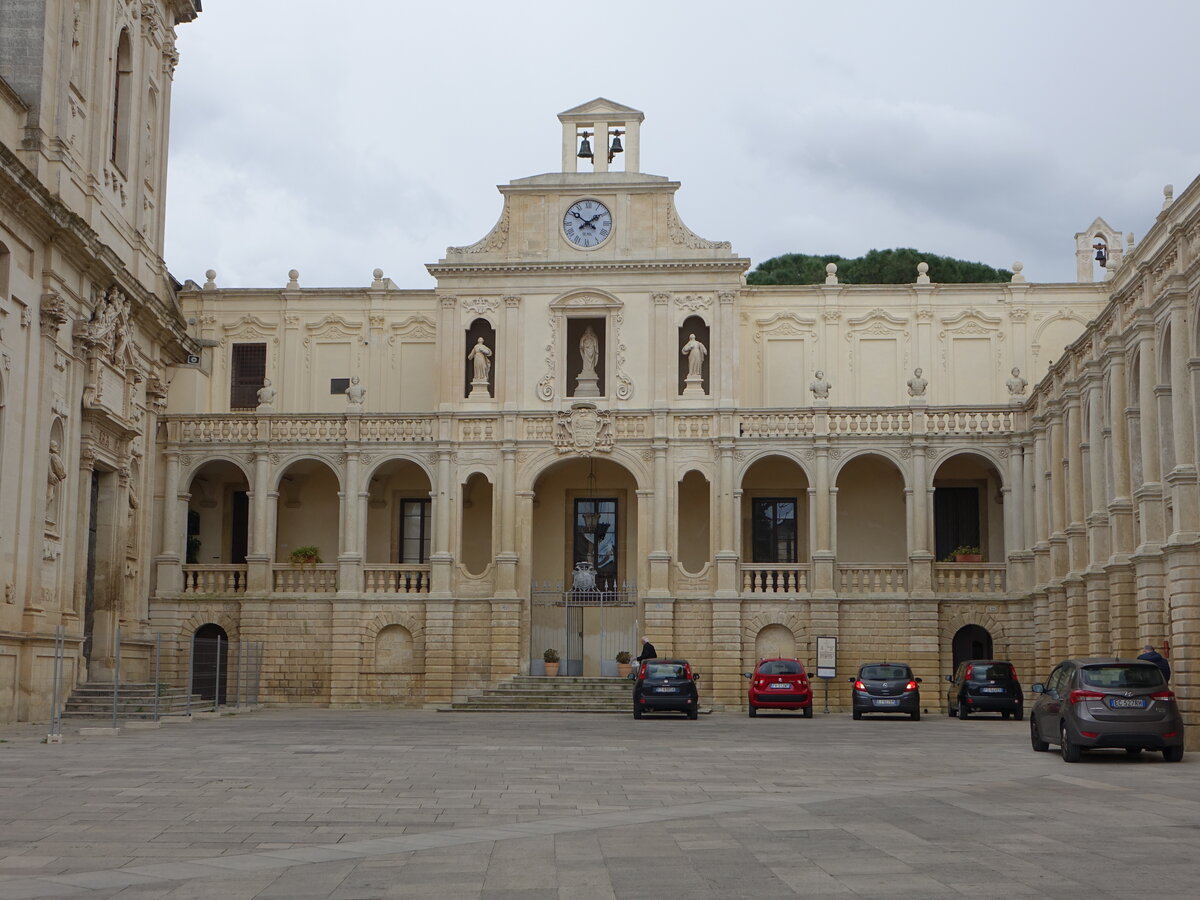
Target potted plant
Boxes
[615,650,632,678]
[543,648,560,677]
[289,545,322,566]
[948,545,982,563]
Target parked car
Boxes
[632,658,700,719]
[1029,658,1184,762]
[849,663,922,720]
[744,658,813,717]
[946,659,1023,720]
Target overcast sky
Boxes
[164,1,1200,290]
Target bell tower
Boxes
[558,98,644,174]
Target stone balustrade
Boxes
[837,565,909,593]
[363,565,432,594]
[740,564,811,594]
[272,564,337,593]
[933,563,1007,593]
[181,565,247,594]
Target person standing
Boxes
[1138,643,1171,681]
[636,636,657,663]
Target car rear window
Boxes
[861,665,911,680]
[645,663,686,679]
[970,663,1014,681]
[1080,664,1164,689]
[758,660,803,676]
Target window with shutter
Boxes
[230,343,266,410]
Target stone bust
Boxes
[907,368,928,397]
[1006,367,1028,396]
[345,375,366,406]
[809,370,831,400]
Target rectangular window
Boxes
[934,486,981,561]
[751,498,797,563]
[330,377,350,395]
[573,498,618,582]
[229,343,266,410]
[399,499,431,564]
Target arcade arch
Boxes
[932,452,1005,562]
[835,453,905,563]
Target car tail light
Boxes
[1150,690,1176,701]
[638,663,647,679]
[1163,732,1179,738]
[1068,689,1105,704]
[964,664,973,680]
[1080,731,1099,738]
[684,664,693,679]
[905,680,918,691]
[854,680,866,691]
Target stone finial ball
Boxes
[204,269,216,281]
[1012,261,1024,273]
[372,268,383,280]
[288,269,299,281]
[826,262,837,274]
[917,262,929,275]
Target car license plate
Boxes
[981,687,1004,693]
[1108,697,1148,709]
[655,686,678,693]
[874,698,899,706]
[769,682,790,689]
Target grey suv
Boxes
[1029,658,1184,762]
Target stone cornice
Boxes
[426,258,751,277]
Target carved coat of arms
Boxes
[555,401,613,456]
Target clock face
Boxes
[562,199,612,248]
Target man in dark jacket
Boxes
[1138,644,1171,682]
[636,637,657,663]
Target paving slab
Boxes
[1,709,1199,897]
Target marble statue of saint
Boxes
[468,337,492,381]
[809,370,831,400]
[1006,367,1028,397]
[907,367,928,397]
[681,333,707,378]
[345,375,366,408]
[46,439,67,518]
[579,326,599,377]
[256,378,276,407]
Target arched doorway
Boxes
[952,625,993,670]
[192,624,229,705]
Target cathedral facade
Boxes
[3,9,1198,743]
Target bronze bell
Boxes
[577,135,593,159]
[609,134,623,154]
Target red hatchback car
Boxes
[744,658,813,717]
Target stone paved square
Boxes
[1,709,1198,898]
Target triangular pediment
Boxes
[558,98,644,122]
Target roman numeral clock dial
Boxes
[563,199,612,249]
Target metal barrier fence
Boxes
[189,636,265,712]
[531,580,638,676]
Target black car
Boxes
[850,663,921,720]
[946,659,1023,720]
[633,659,700,719]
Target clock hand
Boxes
[570,210,585,221]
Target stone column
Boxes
[337,451,362,594]
[1136,323,1165,546]
[1032,424,1050,586]
[1048,406,1068,578]
[812,443,834,593]
[646,442,670,597]
[1006,439,1024,551]
[652,292,671,405]
[717,291,737,406]
[514,490,536,673]
[909,442,932,591]
[1065,393,1088,575]
[429,447,454,598]
[154,450,184,595]
[246,451,272,592]
[1167,296,1199,541]
[437,296,458,411]
[494,444,519,598]
[714,441,739,597]
[502,296,522,410]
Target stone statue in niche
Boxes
[467,337,492,399]
[681,333,707,397]
[575,325,601,398]
[126,477,140,550]
[46,440,67,523]
[256,377,276,411]
[1006,367,1028,400]
[809,370,831,401]
[345,376,366,410]
[907,367,928,398]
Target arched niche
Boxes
[755,624,797,661]
[952,624,993,669]
[932,452,1005,562]
[835,454,906,563]
[460,472,493,575]
[186,459,251,564]
[677,469,710,574]
[375,624,414,673]
[678,314,710,396]
[464,318,496,399]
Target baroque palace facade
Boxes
[3,10,1199,741]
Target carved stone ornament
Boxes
[447,202,510,255]
[461,297,500,316]
[40,292,70,336]
[555,402,614,456]
[675,294,711,312]
[666,203,731,250]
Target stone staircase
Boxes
[62,682,204,720]
[439,675,634,713]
